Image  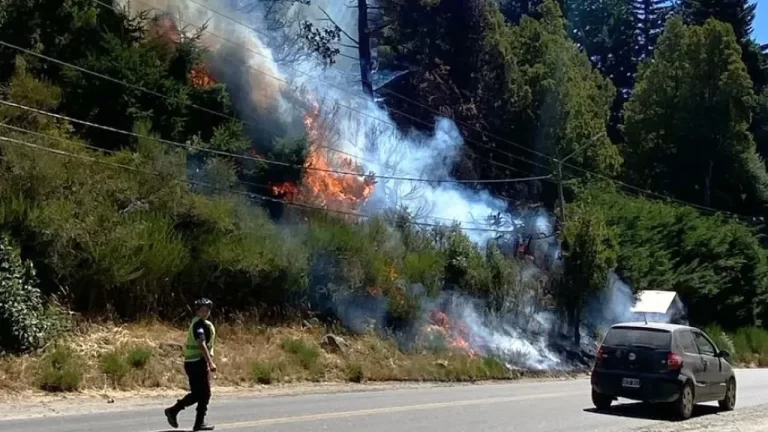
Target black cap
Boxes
[193,298,213,308]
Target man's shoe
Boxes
[164,407,179,429]
[193,423,215,431]
[194,412,215,431]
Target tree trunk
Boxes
[704,158,713,207]
[357,0,373,97]
[573,307,581,346]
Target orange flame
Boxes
[427,310,477,358]
[189,65,216,89]
[271,99,375,212]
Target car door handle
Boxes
[702,360,708,369]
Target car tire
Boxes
[718,377,736,411]
[591,389,612,411]
[673,382,694,421]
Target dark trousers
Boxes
[178,359,211,416]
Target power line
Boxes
[94,0,553,173]
[0,10,551,188]
[0,13,744,219]
[0,99,550,185]
[0,132,547,234]
[155,0,756,217]
[0,121,532,228]
[128,0,552,169]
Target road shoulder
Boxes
[0,375,587,421]
[629,403,768,432]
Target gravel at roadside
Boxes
[629,403,768,432]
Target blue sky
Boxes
[756,0,767,43]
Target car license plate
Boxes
[622,378,640,388]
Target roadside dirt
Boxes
[630,403,768,432]
[0,376,585,421]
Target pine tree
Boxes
[569,0,637,141]
[679,0,765,91]
[633,0,674,60]
[498,0,567,24]
[679,0,756,42]
[624,17,768,211]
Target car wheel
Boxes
[673,382,694,420]
[718,377,736,411]
[591,389,612,411]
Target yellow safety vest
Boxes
[184,317,216,362]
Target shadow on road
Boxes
[584,402,721,421]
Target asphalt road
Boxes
[3,369,768,432]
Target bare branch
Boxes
[318,6,359,45]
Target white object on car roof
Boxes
[630,290,679,315]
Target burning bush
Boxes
[189,65,216,89]
[271,99,375,213]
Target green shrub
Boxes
[39,346,83,392]
[481,357,508,378]
[251,361,275,385]
[346,363,365,383]
[440,356,509,381]
[387,289,422,328]
[126,347,152,369]
[704,325,734,354]
[100,350,130,383]
[730,327,768,365]
[280,339,320,370]
[0,234,60,353]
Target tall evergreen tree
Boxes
[498,0,566,24]
[624,17,768,212]
[633,0,674,60]
[679,0,766,90]
[679,0,756,42]
[569,0,637,141]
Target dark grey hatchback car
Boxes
[590,323,736,420]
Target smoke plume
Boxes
[122,0,681,370]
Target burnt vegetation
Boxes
[0,0,767,369]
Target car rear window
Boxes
[602,327,672,349]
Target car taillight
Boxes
[595,345,605,366]
[667,352,683,371]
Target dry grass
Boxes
[0,321,536,394]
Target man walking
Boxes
[165,298,217,431]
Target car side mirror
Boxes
[716,350,730,359]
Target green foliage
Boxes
[378,0,621,190]
[480,356,508,377]
[679,0,756,43]
[557,203,617,336]
[444,229,491,297]
[251,360,276,384]
[437,355,510,381]
[730,327,768,366]
[345,362,365,383]
[624,17,768,212]
[576,186,768,328]
[2,0,768,341]
[38,345,83,392]
[280,338,320,371]
[0,233,61,353]
[100,350,130,384]
[704,324,735,354]
[126,347,152,369]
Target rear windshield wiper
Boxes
[629,343,660,350]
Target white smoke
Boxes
[122,0,513,241]
[438,293,564,370]
[117,0,669,370]
[585,272,686,335]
